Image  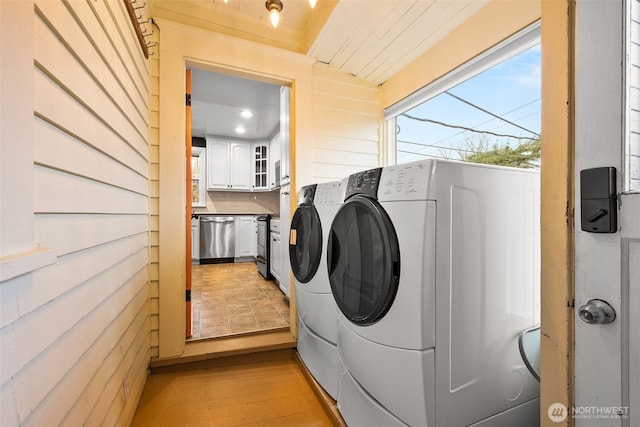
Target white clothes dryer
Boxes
[328,159,541,427]
[289,180,345,399]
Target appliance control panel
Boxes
[345,168,382,200]
[378,160,434,201]
[315,180,344,205]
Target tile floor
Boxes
[189,262,290,340]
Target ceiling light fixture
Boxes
[308,0,317,8]
[265,0,283,28]
[241,110,253,118]
[235,125,246,134]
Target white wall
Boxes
[309,64,380,183]
[0,1,151,425]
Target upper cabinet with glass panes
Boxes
[252,142,269,190]
[202,137,278,192]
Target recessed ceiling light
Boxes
[235,126,246,134]
[241,110,253,118]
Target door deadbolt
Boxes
[578,299,616,325]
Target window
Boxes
[626,0,640,192]
[386,22,541,169]
[191,146,206,207]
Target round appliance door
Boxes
[289,205,323,283]
[327,195,400,325]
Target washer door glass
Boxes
[289,205,323,283]
[328,195,400,325]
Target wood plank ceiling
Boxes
[150,0,489,85]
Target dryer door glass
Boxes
[289,205,323,283]
[327,195,400,325]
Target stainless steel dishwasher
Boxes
[199,216,235,264]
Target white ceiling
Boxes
[190,68,281,140]
[309,0,489,85]
[162,0,491,140]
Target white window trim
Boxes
[192,146,207,207]
[624,0,640,193]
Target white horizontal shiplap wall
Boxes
[149,26,161,359]
[629,0,640,191]
[311,64,381,183]
[1,0,150,426]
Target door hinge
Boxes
[186,289,191,302]
[186,93,192,106]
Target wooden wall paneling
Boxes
[24,233,147,315]
[36,0,148,129]
[310,134,379,154]
[312,66,379,95]
[33,118,148,195]
[79,0,150,108]
[72,293,150,427]
[312,107,380,130]
[32,33,147,163]
[32,69,148,174]
[313,119,380,142]
[33,166,148,214]
[34,214,147,257]
[11,264,147,422]
[26,282,149,426]
[311,64,380,182]
[312,147,379,168]
[313,92,379,117]
[1,0,153,424]
[148,22,161,360]
[12,250,147,369]
[34,2,148,149]
[311,163,381,182]
[61,2,149,118]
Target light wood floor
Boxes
[189,263,290,340]
[131,349,334,427]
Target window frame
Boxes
[191,146,207,207]
[384,21,541,166]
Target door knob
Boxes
[578,299,616,325]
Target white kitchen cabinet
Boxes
[270,230,281,283]
[278,185,291,297]
[252,143,269,190]
[235,216,257,259]
[269,132,281,189]
[279,86,291,185]
[191,217,199,264]
[206,138,251,190]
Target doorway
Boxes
[187,67,291,342]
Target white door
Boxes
[574,1,640,426]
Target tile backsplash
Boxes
[193,190,280,215]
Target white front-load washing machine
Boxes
[289,180,345,399]
[328,159,541,427]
